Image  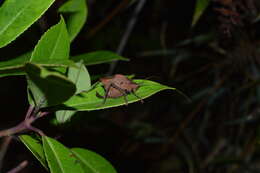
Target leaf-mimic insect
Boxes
[96,74,144,105]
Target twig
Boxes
[0,136,12,171]
[86,0,130,38]
[6,160,28,173]
[161,74,230,154]
[201,138,226,168]
[0,107,49,138]
[227,131,257,173]
[107,0,147,75]
[25,105,34,119]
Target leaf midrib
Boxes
[65,87,173,110]
[48,24,64,60]
[72,150,100,173]
[0,2,30,36]
[45,139,65,173]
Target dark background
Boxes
[1,0,260,172]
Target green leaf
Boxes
[59,0,87,41]
[0,52,76,78]
[55,110,76,124]
[19,134,48,170]
[42,136,84,173]
[62,79,176,111]
[0,17,73,78]
[34,59,76,67]
[68,61,91,94]
[0,60,75,78]
[56,61,91,123]
[71,148,117,173]
[0,69,25,78]
[0,52,31,69]
[0,0,55,48]
[71,51,129,66]
[25,63,76,107]
[191,0,210,27]
[30,17,70,64]
[0,51,30,77]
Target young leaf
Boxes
[0,0,55,48]
[55,61,91,123]
[71,51,129,66]
[30,17,70,65]
[55,110,76,124]
[71,148,117,173]
[42,136,84,173]
[19,134,48,170]
[68,61,91,94]
[62,79,176,111]
[192,0,210,27]
[59,0,87,41]
[25,63,76,107]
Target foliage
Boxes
[3,0,260,172]
[0,0,179,172]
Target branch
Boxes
[6,160,28,173]
[0,136,12,171]
[107,0,147,75]
[0,106,49,138]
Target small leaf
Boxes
[56,61,91,123]
[30,17,70,64]
[192,0,210,27]
[0,0,55,48]
[68,61,91,94]
[19,134,48,170]
[42,136,84,173]
[55,110,76,124]
[71,51,129,66]
[25,63,76,107]
[62,79,176,111]
[71,148,117,173]
[59,0,87,41]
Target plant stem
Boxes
[0,106,49,138]
[6,160,28,173]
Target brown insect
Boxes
[96,74,144,105]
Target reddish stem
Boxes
[6,160,28,173]
[0,106,49,137]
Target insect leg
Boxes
[102,84,113,105]
[131,91,144,103]
[96,84,112,105]
[123,95,128,105]
[111,83,129,105]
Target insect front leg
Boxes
[102,84,113,105]
[96,84,113,105]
